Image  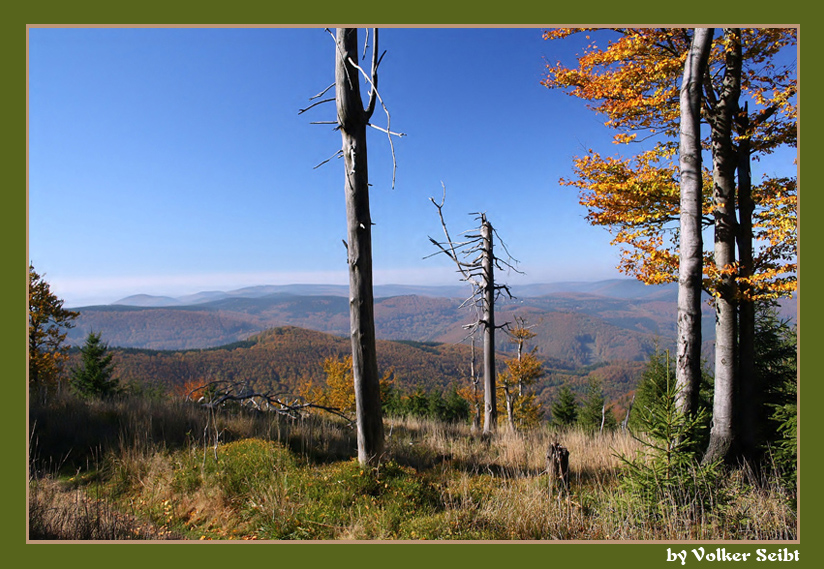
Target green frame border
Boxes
[7,4,816,568]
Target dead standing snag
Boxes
[303,28,404,466]
[427,187,522,437]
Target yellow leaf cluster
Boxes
[298,355,394,415]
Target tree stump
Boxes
[546,442,570,497]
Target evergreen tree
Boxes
[70,332,118,398]
[618,364,722,521]
[550,384,578,429]
[752,302,797,485]
[578,377,617,433]
[441,386,471,424]
[630,348,711,451]
[629,350,676,432]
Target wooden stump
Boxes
[546,442,570,497]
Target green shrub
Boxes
[619,356,724,524]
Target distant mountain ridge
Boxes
[68,279,796,368]
[111,279,680,307]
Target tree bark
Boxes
[676,27,713,418]
[735,104,757,461]
[481,216,498,436]
[504,387,516,431]
[470,337,481,433]
[335,28,384,465]
[704,28,742,465]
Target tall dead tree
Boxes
[335,27,384,466]
[428,189,521,437]
[675,28,713,418]
[302,28,403,465]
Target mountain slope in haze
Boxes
[109,279,676,307]
[68,281,796,368]
[68,296,673,368]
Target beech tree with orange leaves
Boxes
[676,28,713,420]
[543,27,797,463]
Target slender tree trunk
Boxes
[704,28,742,465]
[504,387,516,431]
[335,28,384,465]
[676,27,713,418]
[470,337,481,433]
[736,104,757,461]
[481,216,498,436]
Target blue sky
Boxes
[28,27,796,307]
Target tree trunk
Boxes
[735,104,757,461]
[503,385,516,431]
[704,28,742,465]
[470,337,481,433]
[676,27,713,418]
[335,28,384,466]
[481,216,498,436]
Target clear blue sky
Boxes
[28,27,795,307]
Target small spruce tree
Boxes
[578,377,616,433]
[70,332,118,398]
[630,348,711,450]
[753,303,797,488]
[550,384,578,429]
[618,358,722,522]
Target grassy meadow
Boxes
[27,390,796,541]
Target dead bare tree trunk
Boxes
[676,27,712,419]
[469,336,481,433]
[335,27,384,466]
[480,216,498,435]
[428,192,520,438]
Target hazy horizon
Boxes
[61,274,657,308]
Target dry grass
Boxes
[28,477,182,540]
[28,393,797,541]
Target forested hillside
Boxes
[66,325,644,418]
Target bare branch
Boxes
[367,123,407,138]
[186,379,355,426]
[310,83,335,101]
[364,28,379,120]
[313,149,344,170]
[345,42,401,188]
[362,28,370,61]
[298,97,336,115]
[428,184,475,283]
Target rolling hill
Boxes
[75,325,645,420]
[66,280,796,372]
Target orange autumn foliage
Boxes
[543,28,797,301]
